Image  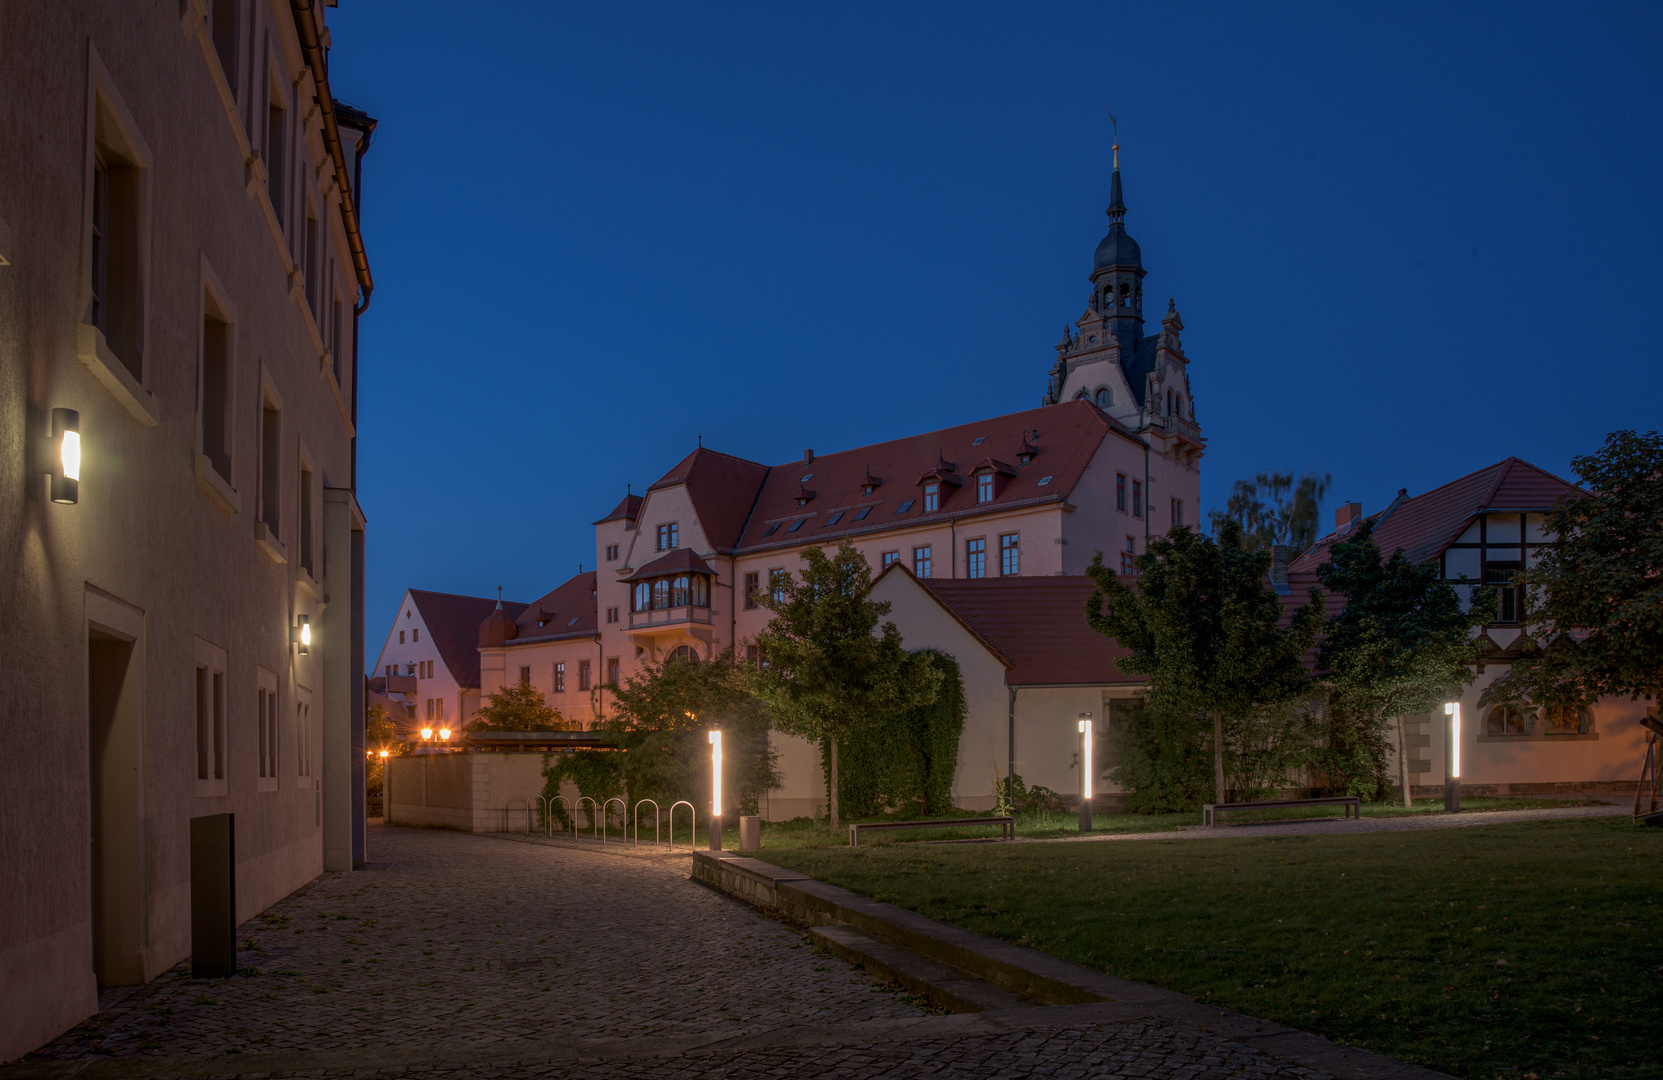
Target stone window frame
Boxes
[194,637,230,797]
[255,666,279,791]
[196,255,241,513]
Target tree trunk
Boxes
[1212,709,1226,804]
[1398,715,1413,808]
[828,738,840,830]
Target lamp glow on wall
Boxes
[293,614,311,655]
[708,728,723,851]
[45,408,81,504]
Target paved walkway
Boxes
[10,825,1394,1078]
[1035,800,1630,845]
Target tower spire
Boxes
[1105,111,1125,223]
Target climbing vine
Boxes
[824,649,966,819]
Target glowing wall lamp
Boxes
[439,727,451,743]
[44,408,81,504]
[292,614,311,655]
[1078,713,1094,832]
[420,727,434,741]
[1443,701,1462,813]
[708,728,723,851]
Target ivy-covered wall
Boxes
[824,649,966,818]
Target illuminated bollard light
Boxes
[709,729,723,851]
[1078,714,1094,832]
[1444,701,1462,813]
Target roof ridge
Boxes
[769,400,1103,470]
[409,587,526,605]
[731,464,775,551]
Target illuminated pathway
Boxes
[14,825,1404,1078]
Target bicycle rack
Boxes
[602,797,626,845]
[633,799,661,847]
[576,796,599,841]
[551,795,574,836]
[669,800,695,853]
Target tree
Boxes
[1208,470,1332,557]
[604,648,780,816]
[1484,429,1663,712]
[1086,521,1324,806]
[365,703,410,797]
[469,682,573,732]
[751,541,941,827]
[1316,518,1492,805]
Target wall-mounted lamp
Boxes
[1078,713,1094,832]
[292,614,311,655]
[439,727,451,742]
[1443,702,1462,813]
[44,408,81,504]
[708,728,723,851]
[420,727,434,741]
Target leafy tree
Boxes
[752,541,941,827]
[365,702,409,797]
[1316,518,1493,804]
[1208,470,1332,557]
[469,682,572,732]
[832,648,966,818]
[1086,521,1324,807]
[603,648,780,816]
[1484,429,1663,711]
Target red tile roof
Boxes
[647,448,772,551]
[408,589,530,691]
[624,548,716,582]
[905,571,1143,687]
[1291,457,1580,573]
[732,400,1133,553]
[511,571,598,643]
[594,493,643,525]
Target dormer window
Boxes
[861,468,882,496]
[923,482,940,513]
[977,474,994,504]
[656,522,678,551]
[1095,387,1112,409]
[796,487,816,508]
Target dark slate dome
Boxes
[1093,224,1142,272]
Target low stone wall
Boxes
[384,752,552,833]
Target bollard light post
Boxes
[708,729,723,851]
[1443,702,1461,813]
[1078,714,1093,832]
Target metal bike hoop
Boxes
[602,797,626,845]
[551,795,574,836]
[668,800,695,853]
[576,796,599,840]
[633,799,661,847]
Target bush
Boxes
[825,649,965,819]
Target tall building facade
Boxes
[469,159,1205,816]
[0,2,373,1058]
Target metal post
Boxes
[1078,714,1093,833]
[708,812,722,852]
[1444,702,1461,813]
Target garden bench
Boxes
[848,816,1015,847]
[1202,796,1360,827]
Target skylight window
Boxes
[763,523,780,537]
[787,519,805,532]
[895,500,914,514]
[801,473,813,482]
[854,506,872,521]
[825,511,844,525]
[1038,476,1053,486]
[972,436,985,445]
[568,617,578,626]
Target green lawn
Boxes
[747,796,1604,849]
[761,816,1662,1080]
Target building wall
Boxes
[385,752,569,833]
[0,2,365,1060]
[372,590,466,730]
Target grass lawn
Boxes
[748,795,1605,849]
[761,815,1662,1080]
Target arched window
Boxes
[1485,704,1530,736]
[1165,389,1173,415]
[1119,282,1131,307]
[668,645,698,665]
[1542,704,1590,735]
[1174,393,1184,418]
[1095,387,1112,408]
[1134,286,1142,312]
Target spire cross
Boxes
[1106,110,1119,168]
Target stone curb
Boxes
[692,849,1456,1080]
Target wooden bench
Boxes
[848,816,1015,847]
[1202,796,1360,827]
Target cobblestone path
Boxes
[9,826,1393,1078]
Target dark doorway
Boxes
[88,627,145,985]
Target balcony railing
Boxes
[628,605,715,631]
[1160,414,1204,445]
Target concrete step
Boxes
[809,923,1043,1014]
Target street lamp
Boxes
[1443,701,1462,813]
[1078,714,1094,832]
[708,728,723,851]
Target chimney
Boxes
[803,449,814,464]
[1270,544,1291,595]
[1335,501,1362,535]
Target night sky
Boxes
[326,2,1663,628]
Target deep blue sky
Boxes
[329,2,1663,628]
